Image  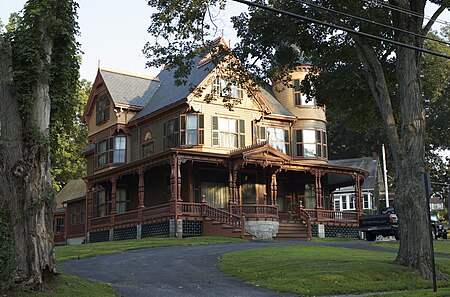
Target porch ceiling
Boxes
[328,173,355,189]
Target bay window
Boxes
[293,79,315,106]
[296,129,327,159]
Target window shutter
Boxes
[198,114,204,145]
[105,97,110,121]
[180,115,186,146]
[296,130,303,157]
[239,119,245,148]
[322,131,327,145]
[296,130,302,142]
[316,130,322,144]
[259,126,266,141]
[297,144,303,157]
[108,137,114,164]
[212,116,219,146]
[94,142,98,168]
[284,129,290,155]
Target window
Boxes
[164,118,179,149]
[295,129,328,159]
[142,141,154,157]
[258,126,290,154]
[363,193,370,209]
[55,218,64,234]
[96,95,110,125]
[116,187,128,214]
[293,79,315,106]
[212,76,244,99]
[180,114,204,146]
[113,135,126,163]
[349,194,356,210]
[341,195,347,209]
[70,204,79,224]
[97,139,108,167]
[212,116,245,148]
[94,189,106,217]
[334,198,341,211]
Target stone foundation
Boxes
[245,220,279,240]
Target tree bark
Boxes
[0,29,56,289]
[352,0,440,279]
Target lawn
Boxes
[219,245,450,297]
[374,240,450,255]
[56,236,246,262]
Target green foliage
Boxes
[51,79,90,191]
[0,202,14,291]
[7,0,80,140]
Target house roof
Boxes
[329,157,380,190]
[130,55,214,122]
[55,179,86,208]
[259,85,295,118]
[100,68,161,108]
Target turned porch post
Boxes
[177,157,182,201]
[138,167,145,209]
[271,172,278,205]
[110,176,118,215]
[354,174,363,219]
[314,171,323,209]
[86,181,93,240]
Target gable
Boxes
[230,142,292,165]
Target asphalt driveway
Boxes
[60,240,399,297]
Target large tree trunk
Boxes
[0,30,56,289]
[353,0,437,279]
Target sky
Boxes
[0,0,246,81]
[0,1,448,82]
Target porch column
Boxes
[315,171,323,209]
[170,155,182,238]
[177,157,182,201]
[271,172,278,205]
[354,174,363,218]
[86,181,93,239]
[138,167,145,208]
[110,176,117,215]
[228,167,235,211]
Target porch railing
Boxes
[204,204,241,228]
[304,209,359,222]
[114,209,139,224]
[230,204,278,218]
[141,203,171,221]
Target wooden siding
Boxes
[87,156,94,176]
[129,129,139,161]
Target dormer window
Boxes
[258,126,290,155]
[212,76,243,99]
[96,95,110,125]
[293,79,315,107]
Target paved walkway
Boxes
[59,240,411,297]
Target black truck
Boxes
[359,207,399,241]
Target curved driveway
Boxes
[60,240,398,297]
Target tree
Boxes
[51,79,90,191]
[0,0,79,288]
[144,0,449,278]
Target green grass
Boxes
[374,240,450,255]
[14,271,115,297]
[56,236,246,262]
[219,245,450,296]
[371,288,450,296]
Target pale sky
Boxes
[0,1,448,82]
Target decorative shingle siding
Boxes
[113,226,137,241]
[141,221,170,238]
[129,129,139,161]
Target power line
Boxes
[367,0,450,26]
[231,0,450,59]
[298,0,450,46]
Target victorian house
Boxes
[80,39,367,243]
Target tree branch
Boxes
[422,5,447,35]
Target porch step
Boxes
[275,221,310,241]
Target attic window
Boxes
[96,82,104,90]
[96,95,110,125]
[212,77,243,99]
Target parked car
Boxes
[430,214,448,239]
[359,207,399,241]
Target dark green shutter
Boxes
[212,116,219,146]
[180,115,186,146]
[239,119,245,148]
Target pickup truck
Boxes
[431,214,448,239]
[359,207,399,241]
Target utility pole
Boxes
[382,144,389,207]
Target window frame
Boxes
[258,125,290,155]
[113,135,127,164]
[180,113,204,147]
[95,95,110,125]
[94,188,107,218]
[295,129,328,159]
[212,76,244,99]
[55,218,64,234]
[163,117,180,149]
[212,116,245,149]
[96,139,108,167]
